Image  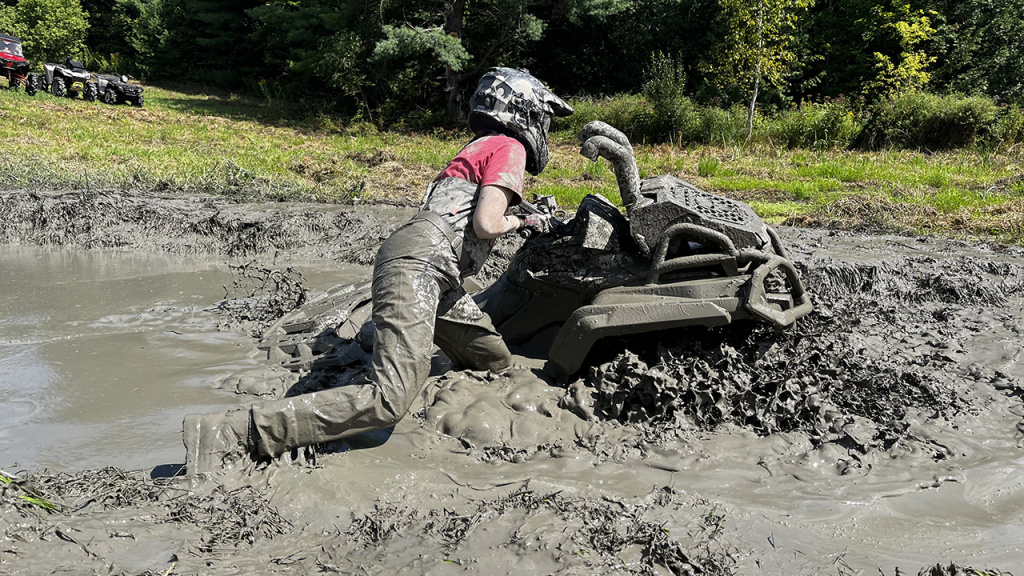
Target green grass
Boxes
[4,83,1024,243]
[697,157,721,177]
[1,470,60,512]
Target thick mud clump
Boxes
[2,468,731,576]
[575,243,1024,460]
[216,262,310,336]
[338,485,732,576]
[0,190,398,263]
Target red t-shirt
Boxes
[436,134,526,205]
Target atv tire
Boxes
[25,74,36,96]
[84,82,98,102]
[133,95,143,108]
[103,89,118,105]
[51,77,66,98]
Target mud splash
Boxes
[1,191,1022,575]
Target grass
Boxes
[2,83,1024,242]
[1,470,60,512]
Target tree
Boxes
[709,0,814,137]
[929,0,1024,104]
[524,0,721,98]
[369,0,546,121]
[80,0,147,73]
[4,0,90,62]
[862,3,936,99]
[0,5,22,38]
[246,0,371,109]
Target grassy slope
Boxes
[2,83,1023,242]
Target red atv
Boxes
[0,34,36,95]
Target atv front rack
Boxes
[646,221,811,326]
[546,219,811,381]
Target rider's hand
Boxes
[519,213,553,237]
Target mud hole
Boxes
[2,191,1022,575]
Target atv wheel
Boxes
[25,74,36,96]
[51,77,66,98]
[133,95,144,108]
[103,88,118,105]
[84,83,98,102]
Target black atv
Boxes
[40,58,92,99]
[90,73,144,107]
[0,34,36,95]
[260,122,812,381]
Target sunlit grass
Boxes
[0,470,60,513]
[747,200,814,224]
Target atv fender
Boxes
[546,299,734,381]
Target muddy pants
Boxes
[249,220,512,457]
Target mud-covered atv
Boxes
[260,121,812,381]
[0,34,36,95]
[40,59,92,99]
[91,73,144,107]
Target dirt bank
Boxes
[1,190,1021,575]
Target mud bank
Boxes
[1,190,1021,575]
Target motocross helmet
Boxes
[468,67,573,175]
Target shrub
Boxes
[858,92,1000,150]
[642,52,701,143]
[553,94,655,142]
[697,157,720,177]
[991,104,1024,150]
[557,91,1013,152]
[695,104,749,146]
[766,99,862,150]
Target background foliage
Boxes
[3,0,1023,147]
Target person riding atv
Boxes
[0,34,36,95]
[259,121,812,385]
[183,67,574,475]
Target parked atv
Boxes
[40,59,91,99]
[259,121,812,381]
[91,73,144,107]
[0,34,36,95]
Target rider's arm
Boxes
[473,185,522,240]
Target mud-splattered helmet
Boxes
[468,67,573,175]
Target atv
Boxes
[90,73,144,107]
[40,58,92,99]
[259,121,812,381]
[0,34,36,95]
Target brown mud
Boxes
[1,190,1022,575]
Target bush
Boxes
[556,91,1015,152]
[858,92,1001,150]
[642,52,701,143]
[765,99,862,150]
[695,104,749,146]
[991,104,1024,150]
[552,94,655,142]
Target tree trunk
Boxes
[747,1,765,140]
[444,0,467,122]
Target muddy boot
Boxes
[182,409,256,475]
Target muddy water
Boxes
[0,245,362,470]
[2,199,1024,575]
